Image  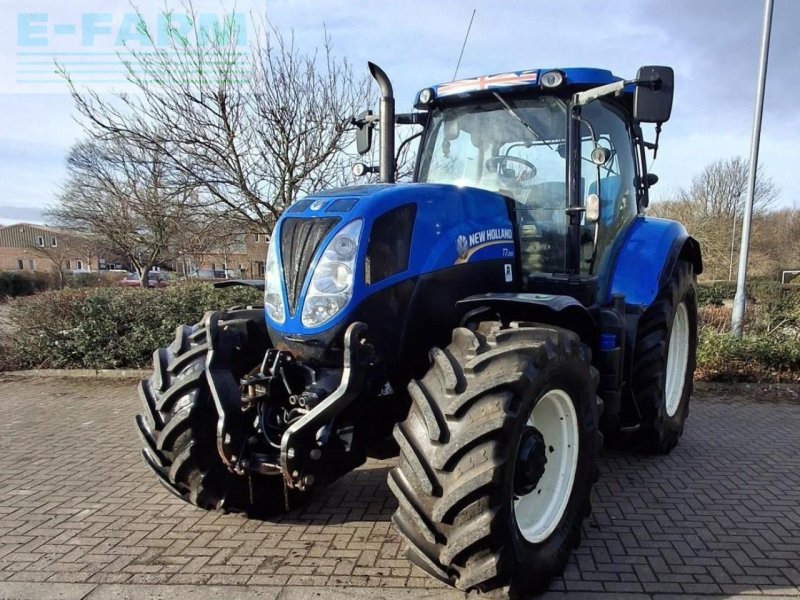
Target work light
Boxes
[540,70,565,88]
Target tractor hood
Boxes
[266,183,516,359]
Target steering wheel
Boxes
[485,155,537,183]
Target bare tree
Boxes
[173,207,246,276]
[749,207,800,279]
[649,157,780,280]
[49,138,189,287]
[676,157,777,219]
[61,7,371,228]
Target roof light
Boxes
[415,87,435,109]
[540,70,565,88]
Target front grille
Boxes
[280,217,340,315]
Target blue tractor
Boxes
[136,63,701,594]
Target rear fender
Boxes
[608,217,702,308]
[606,217,702,430]
[456,293,597,346]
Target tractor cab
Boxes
[357,66,674,304]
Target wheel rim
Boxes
[665,301,689,418]
[514,389,579,544]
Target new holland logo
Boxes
[456,235,470,260]
[455,228,513,263]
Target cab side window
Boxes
[580,102,637,275]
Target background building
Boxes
[173,231,269,279]
[0,223,101,273]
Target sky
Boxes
[0,0,798,225]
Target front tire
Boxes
[134,309,289,515]
[388,322,600,594]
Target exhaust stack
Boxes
[367,62,395,184]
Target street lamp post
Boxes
[728,207,738,282]
[731,0,774,337]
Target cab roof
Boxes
[417,68,632,106]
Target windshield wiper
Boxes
[492,91,558,153]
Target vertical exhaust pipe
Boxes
[367,62,395,184]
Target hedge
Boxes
[0,282,262,370]
[697,329,800,382]
[0,271,52,299]
[697,280,800,308]
[2,280,798,382]
[0,270,123,300]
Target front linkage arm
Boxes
[280,322,374,490]
[204,313,375,491]
[204,309,267,473]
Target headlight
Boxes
[302,220,363,328]
[264,238,285,323]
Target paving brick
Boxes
[1,378,799,596]
[681,582,723,594]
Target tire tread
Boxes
[388,323,598,593]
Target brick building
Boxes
[174,231,270,278]
[0,223,101,273]
[1,223,271,279]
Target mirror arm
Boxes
[640,123,663,158]
[652,123,662,159]
[573,79,631,107]
[351,114,379,128]
[573,74,663,108]
[395,112,428,126]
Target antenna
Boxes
[452,9,476,81]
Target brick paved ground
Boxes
[0,376,798,599]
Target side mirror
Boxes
[355,110,374,155]
[633,66,674,124]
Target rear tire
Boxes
[388,322,600,594]
[135,309,290,515]
[631,259,698,454]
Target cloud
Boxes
[0,204,45,225]
[0,0,796,211]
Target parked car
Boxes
[118,271,169,288]
[187,269,239,280]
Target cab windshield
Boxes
[418,96,568,196]
[417,96,569,272]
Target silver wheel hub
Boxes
[665,301,689,418]
[514,389,579,544]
